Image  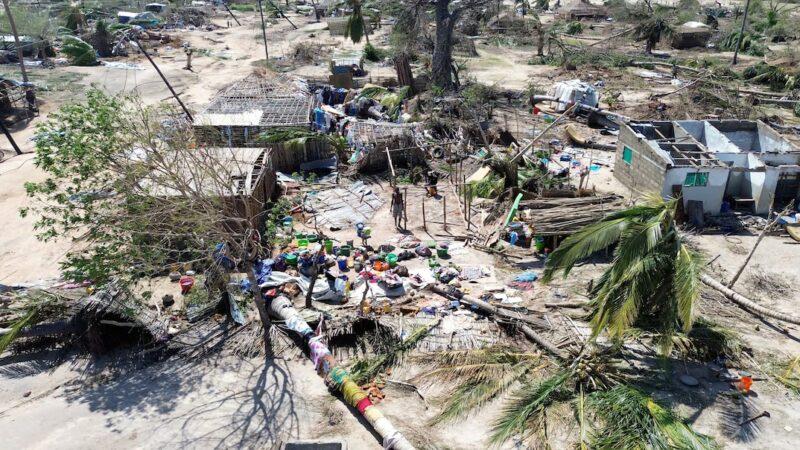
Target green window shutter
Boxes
[683,172,709,187]
[622,146,633,165]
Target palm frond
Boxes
[588,385,717,449]
[489,369,574,445]
[431,362,534,425]
[541,217,631,282]
[673,243,703,333]
[0,309,38,354]
[775,355,800,395]
[62,36,97,66]
[259,128,346,153]
[344,9,365,43]
[349,322,436,384]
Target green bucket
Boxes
[386,253,398,267]
[437,247,448,258]
[297,238,309,248]
[295,232,305,240]
[285,253,298,266]
[324,239,333,253]
[338,245,351,256]
[307,234,319,243]
[534,236,545,252]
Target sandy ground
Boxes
[2,4,800,450]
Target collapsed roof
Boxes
[194,73,313,128]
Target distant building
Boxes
[614,120,800,215]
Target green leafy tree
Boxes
[542,194,704,352]
[22,91,277,348]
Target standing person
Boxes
[425,170,439,197]
[390,187,404,229]
[183,43,194,71]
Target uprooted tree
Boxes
[21,90,275,350]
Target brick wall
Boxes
[614,125,669,196]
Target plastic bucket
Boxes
[295,232,305,240]
[534,236,545,252]
[307,234,319,243]
[337,257,348,271]
[386,253,398,267]
[437,248,448,258]
[324,239,333,253]
[285,253,298,266]
[339,245,351,256]
[297,238,309,248]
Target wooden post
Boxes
[422,196,427,231]
[443,195,447,231]
[257,0,269,61]
[2,0,28,83]
[0,120,22,155]
[732,0,752,66]
[385,147,396,185]
[132,37,193,122]
[222,2,241,26]
[403,187,408,230]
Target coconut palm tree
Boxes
[542,194,704,353]
[633,16,674,54]
[345,0,370,44]
[416,345,717,448]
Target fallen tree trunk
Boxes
[700,274,800,326]
[428,285,565,359]
[266,294,416,450]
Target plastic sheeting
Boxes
[550,79,599,112]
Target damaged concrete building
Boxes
[614,120,800,215]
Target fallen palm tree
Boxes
[265,293,416,450]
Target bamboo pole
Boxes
[422,195,427,231]
[510,103,578,163]
[442,195,447,231]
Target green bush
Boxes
[229,3,256,12]
[363,43,387,62]
[61,36,97,66]
[566,21,583,35]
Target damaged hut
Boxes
[194,74,332,173]
[346,120,426,174]
[140,147,277,228]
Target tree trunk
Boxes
[700,274,800,325]
[244,260,273,355]
[431,0,458,91]
[2,0,28,83]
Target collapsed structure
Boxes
[614,119,800,216]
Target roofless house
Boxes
[193,73,333,173]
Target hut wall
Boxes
[267,140,334,173]
[358,140,427,174]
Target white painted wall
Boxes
[662,167,729,214]
[703,122,742,153]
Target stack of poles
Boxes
[266,294,416,450]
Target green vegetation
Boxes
[543,194,704,353]
[565,21,583,35]
[61,36,98,66]
[229,3,256,12]
[363,42,387,61]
